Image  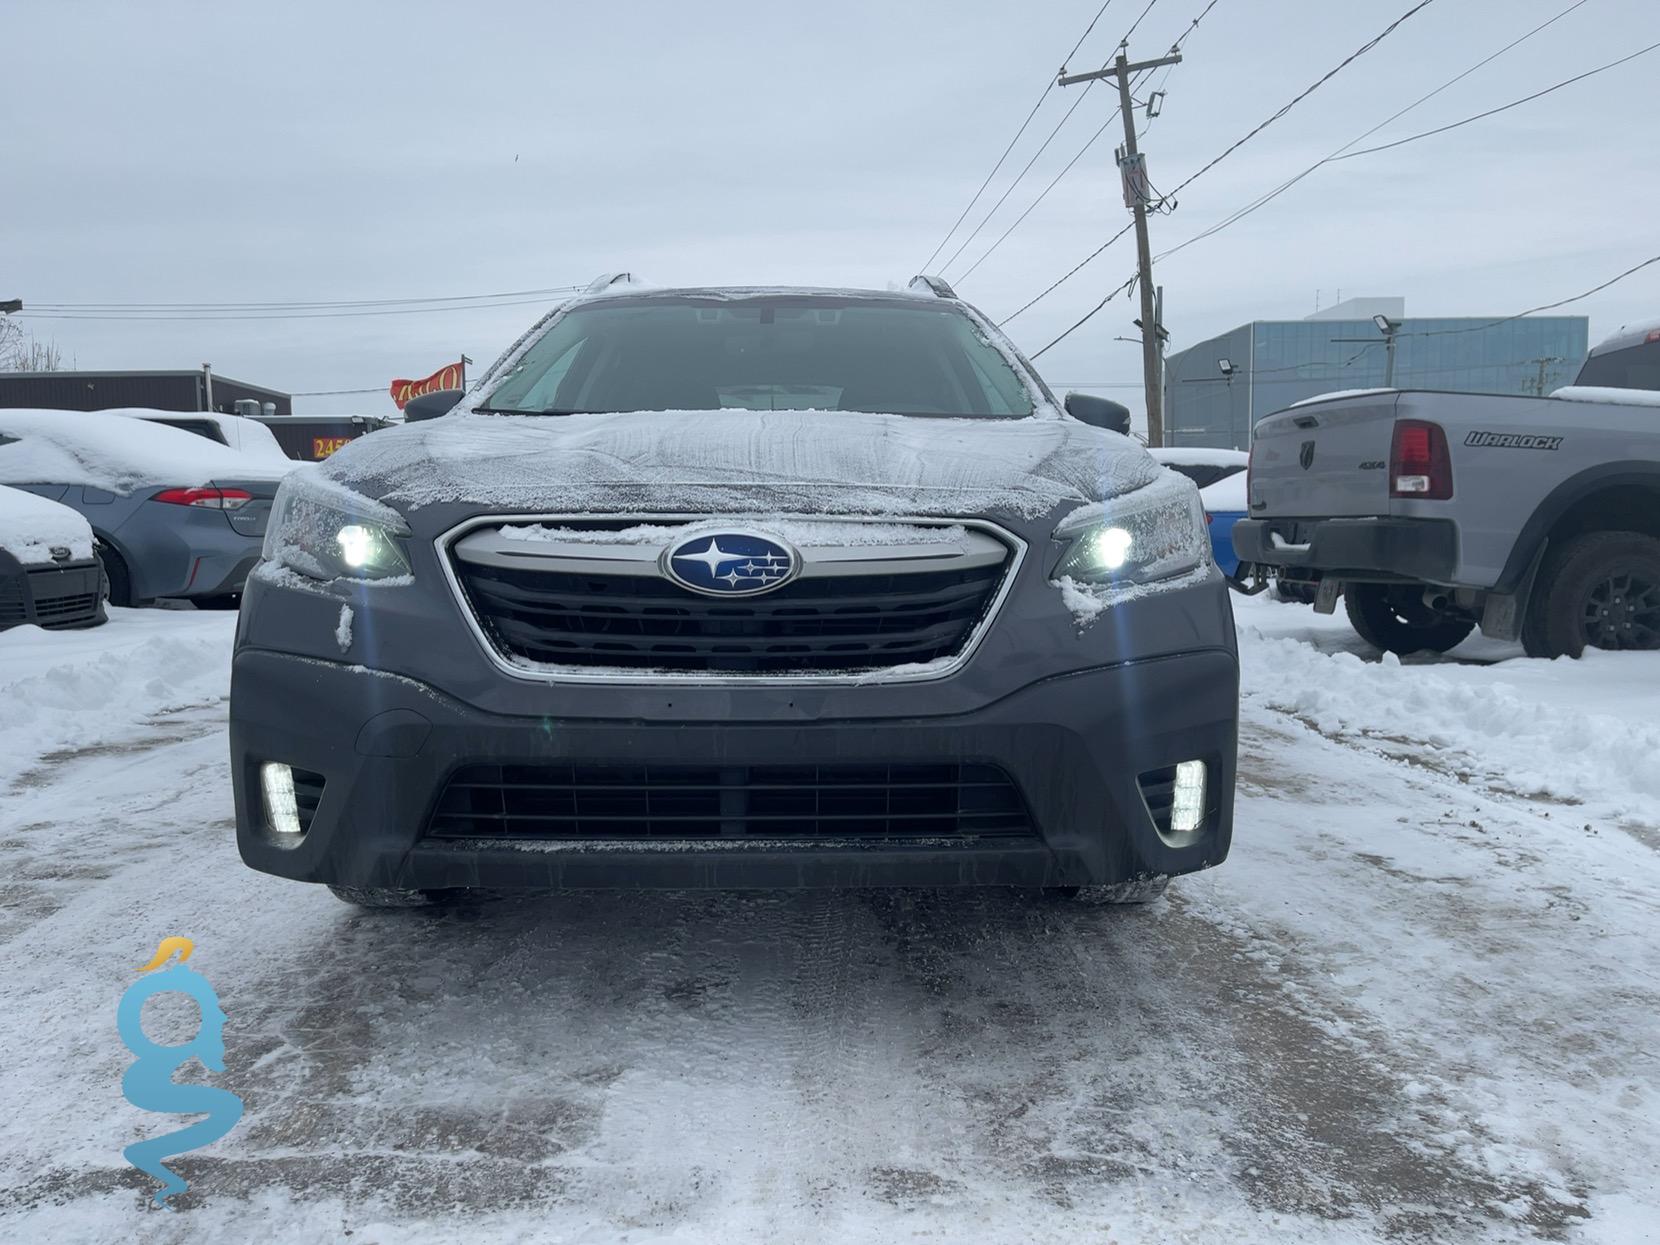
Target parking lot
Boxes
[2,596,1654,1244]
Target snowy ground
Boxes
[1,597,1656,1244]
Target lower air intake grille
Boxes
[291,768,326,835]
[427,762,1033,841]
[1138,766,1179,837]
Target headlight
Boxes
[1052,473,1211,586]
[262,470,412,582]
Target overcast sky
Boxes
[5,0,1656,419]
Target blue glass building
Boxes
[1162,300,1589,449]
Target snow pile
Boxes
[319,409,1161,518]
[335,605,354,653]
[0,409,291,495]
[107,409,297,465]
[0,609,234,784]
[1236,597,1660,819]
[0,484,94,563]
[1549,385,1660,407]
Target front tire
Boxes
[1524,531,1660,658]
[327,884,464,910]
[1344,583,1474,655]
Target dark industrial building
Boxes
[0,369,292,418]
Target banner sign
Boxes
[390,361,464,410]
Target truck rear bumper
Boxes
[1233,517,1458,583]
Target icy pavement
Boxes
[0,601,1656,1243]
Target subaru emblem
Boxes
[661,531,801,597]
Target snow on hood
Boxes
[1549,385,1660,408]
[0,408,293,496]
[316,409,1160,518]
[0,484,94,564]
[1148,447,1248,469]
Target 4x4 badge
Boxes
[1299,441,1316,470]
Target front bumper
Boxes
[231,647,1237,890]
[1232,516,1458,583]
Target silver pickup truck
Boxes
[1233,320,1660,658]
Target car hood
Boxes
[316,409,1160,519]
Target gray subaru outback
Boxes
[231,277,1237,908]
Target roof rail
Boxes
[585,272,639,292]
[908,275,958,300]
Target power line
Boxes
[938,0,1169,278]
[954,0,1223,284]
[1154,0,1591,263]
[1398,253,1660,337]
[918,1,1122,272]
[997,221,1136,325]
[1331,38,1660,161]
[25,285,586,313]
[289,386,392,396]
[938,82,1106,275]
[997,0,1436,329]
[1159,0,1438,202]
[18,295,573,322]
[1030,274,1138,358]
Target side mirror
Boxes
[1064,392,1132,436]
[403,388,465,423]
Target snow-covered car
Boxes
[1149,448,1249,581]
[232,276,1237,909]
[0,484,106,631]
[108,408,295,464]
[0,409,293,608]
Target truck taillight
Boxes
[1389,420,1452,500]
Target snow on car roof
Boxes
[0,408,292,495]
[0,483,95,564]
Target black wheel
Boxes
[1524,531,1660,659]
[95,541,133,607]
[193,594,241,611]
[1344,583,1474,655]
[327,884,466,910]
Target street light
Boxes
[0,298,21,315]
[1217,358,1235,377]
[1372,315,1401,386]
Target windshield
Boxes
[479,296,1035,417]
[1574,337,1660,391]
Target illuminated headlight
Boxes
[262,470,412,582]
[1053,474,1211,585]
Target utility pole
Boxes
[1527,356,1564,397]
[1333,314,1402,387]
[1060,46,1182,445]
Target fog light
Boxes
[1170,760,1207,833]
[261,762,302,836]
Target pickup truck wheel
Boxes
[1528,531,1660,658]
[1344,583,1475,655]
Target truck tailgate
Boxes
[1248,392,1398,518]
